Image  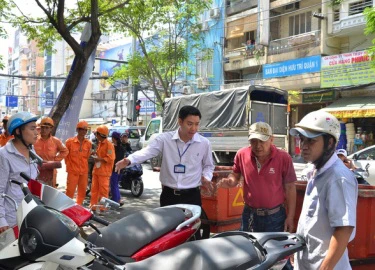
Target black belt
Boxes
[246,204,283,216]
[163,186,200,196]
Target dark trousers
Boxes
[160,186,201,207]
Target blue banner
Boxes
[263,55,321,79]
[52,23,98,142]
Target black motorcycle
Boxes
[86,164,144,198]
[119,163,144,197]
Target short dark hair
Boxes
[178,106,201,121]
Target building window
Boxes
[289,11,312,36]
[196,50,213,78]
[334,9,340,22]
[349,0,372,16]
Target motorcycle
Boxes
[87,164,144,198]
[118,164,143,197]
[8,173,201,262]
[0,179,305,270]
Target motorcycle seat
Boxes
[87,207,186,257]
[125,235,261,270]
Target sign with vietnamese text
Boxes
[6,96,18,108]
[263,55,321,79]
[302,88,335,103]
[321,51,375,88]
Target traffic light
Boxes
[135,100,141,117]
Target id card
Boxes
[174,164,186,174]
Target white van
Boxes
[139,117,163,149]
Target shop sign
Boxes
[321,51,375,88]
[302,88,335,103]
[263,55,321,79]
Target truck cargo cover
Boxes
[163,88,248,131]
[162,85,287,131]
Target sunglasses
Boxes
[77,128,88,131]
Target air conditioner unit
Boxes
[210,8,220,19]
[201,21,209,31]
[182,86,192,95]
[284,2,300,11]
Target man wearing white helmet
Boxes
[0,112,39,234]
[290,110,357,270]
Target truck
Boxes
[140,85,289,168]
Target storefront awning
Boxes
[321,96,375,118]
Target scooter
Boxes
[86,164,144,198]
[118,164,144,197]
[0,180,306,270]
[19,173,202,262]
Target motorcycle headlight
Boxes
[20,231,38,254]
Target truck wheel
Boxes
[131,179,144,197]
[193,209,210,240]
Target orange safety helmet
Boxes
[76,120,89,129]
[96,125,109,137]
[40,117,54,127]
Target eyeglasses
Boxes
[77,128,88,131]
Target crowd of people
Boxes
[0,107,359,270]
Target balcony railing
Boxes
[225,44,265,60]
[268,30,321,56]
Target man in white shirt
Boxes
[115,105,215,206]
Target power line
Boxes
[0,73,108,80]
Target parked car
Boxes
[109,126,141,151]
[348,145,375,186]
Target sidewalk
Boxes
[56,161,161,225]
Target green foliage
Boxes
[329,0,344,7]
[364,7,375,61]
[110,0,211,106]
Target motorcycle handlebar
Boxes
[91,215,111,226]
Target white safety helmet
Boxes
[290,110,340,142]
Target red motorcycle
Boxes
[23,174,201,262]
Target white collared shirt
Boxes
[128,130,214,189]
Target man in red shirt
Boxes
[218,122,297,233]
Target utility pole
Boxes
[127,36,137,126]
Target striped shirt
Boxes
[0,141,39,228]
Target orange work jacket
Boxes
[0,134,14,147]
[34,135,69,161]
[65,136,92,175]
[92,139,115,177]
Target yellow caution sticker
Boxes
[232,188,244,207]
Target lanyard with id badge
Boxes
[174,141,191,174]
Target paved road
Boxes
[56,161,162,224]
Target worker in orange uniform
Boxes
[89,125,115,210]
[0,116,14,147]
[65,121,92,205]
[34,117,69,187]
